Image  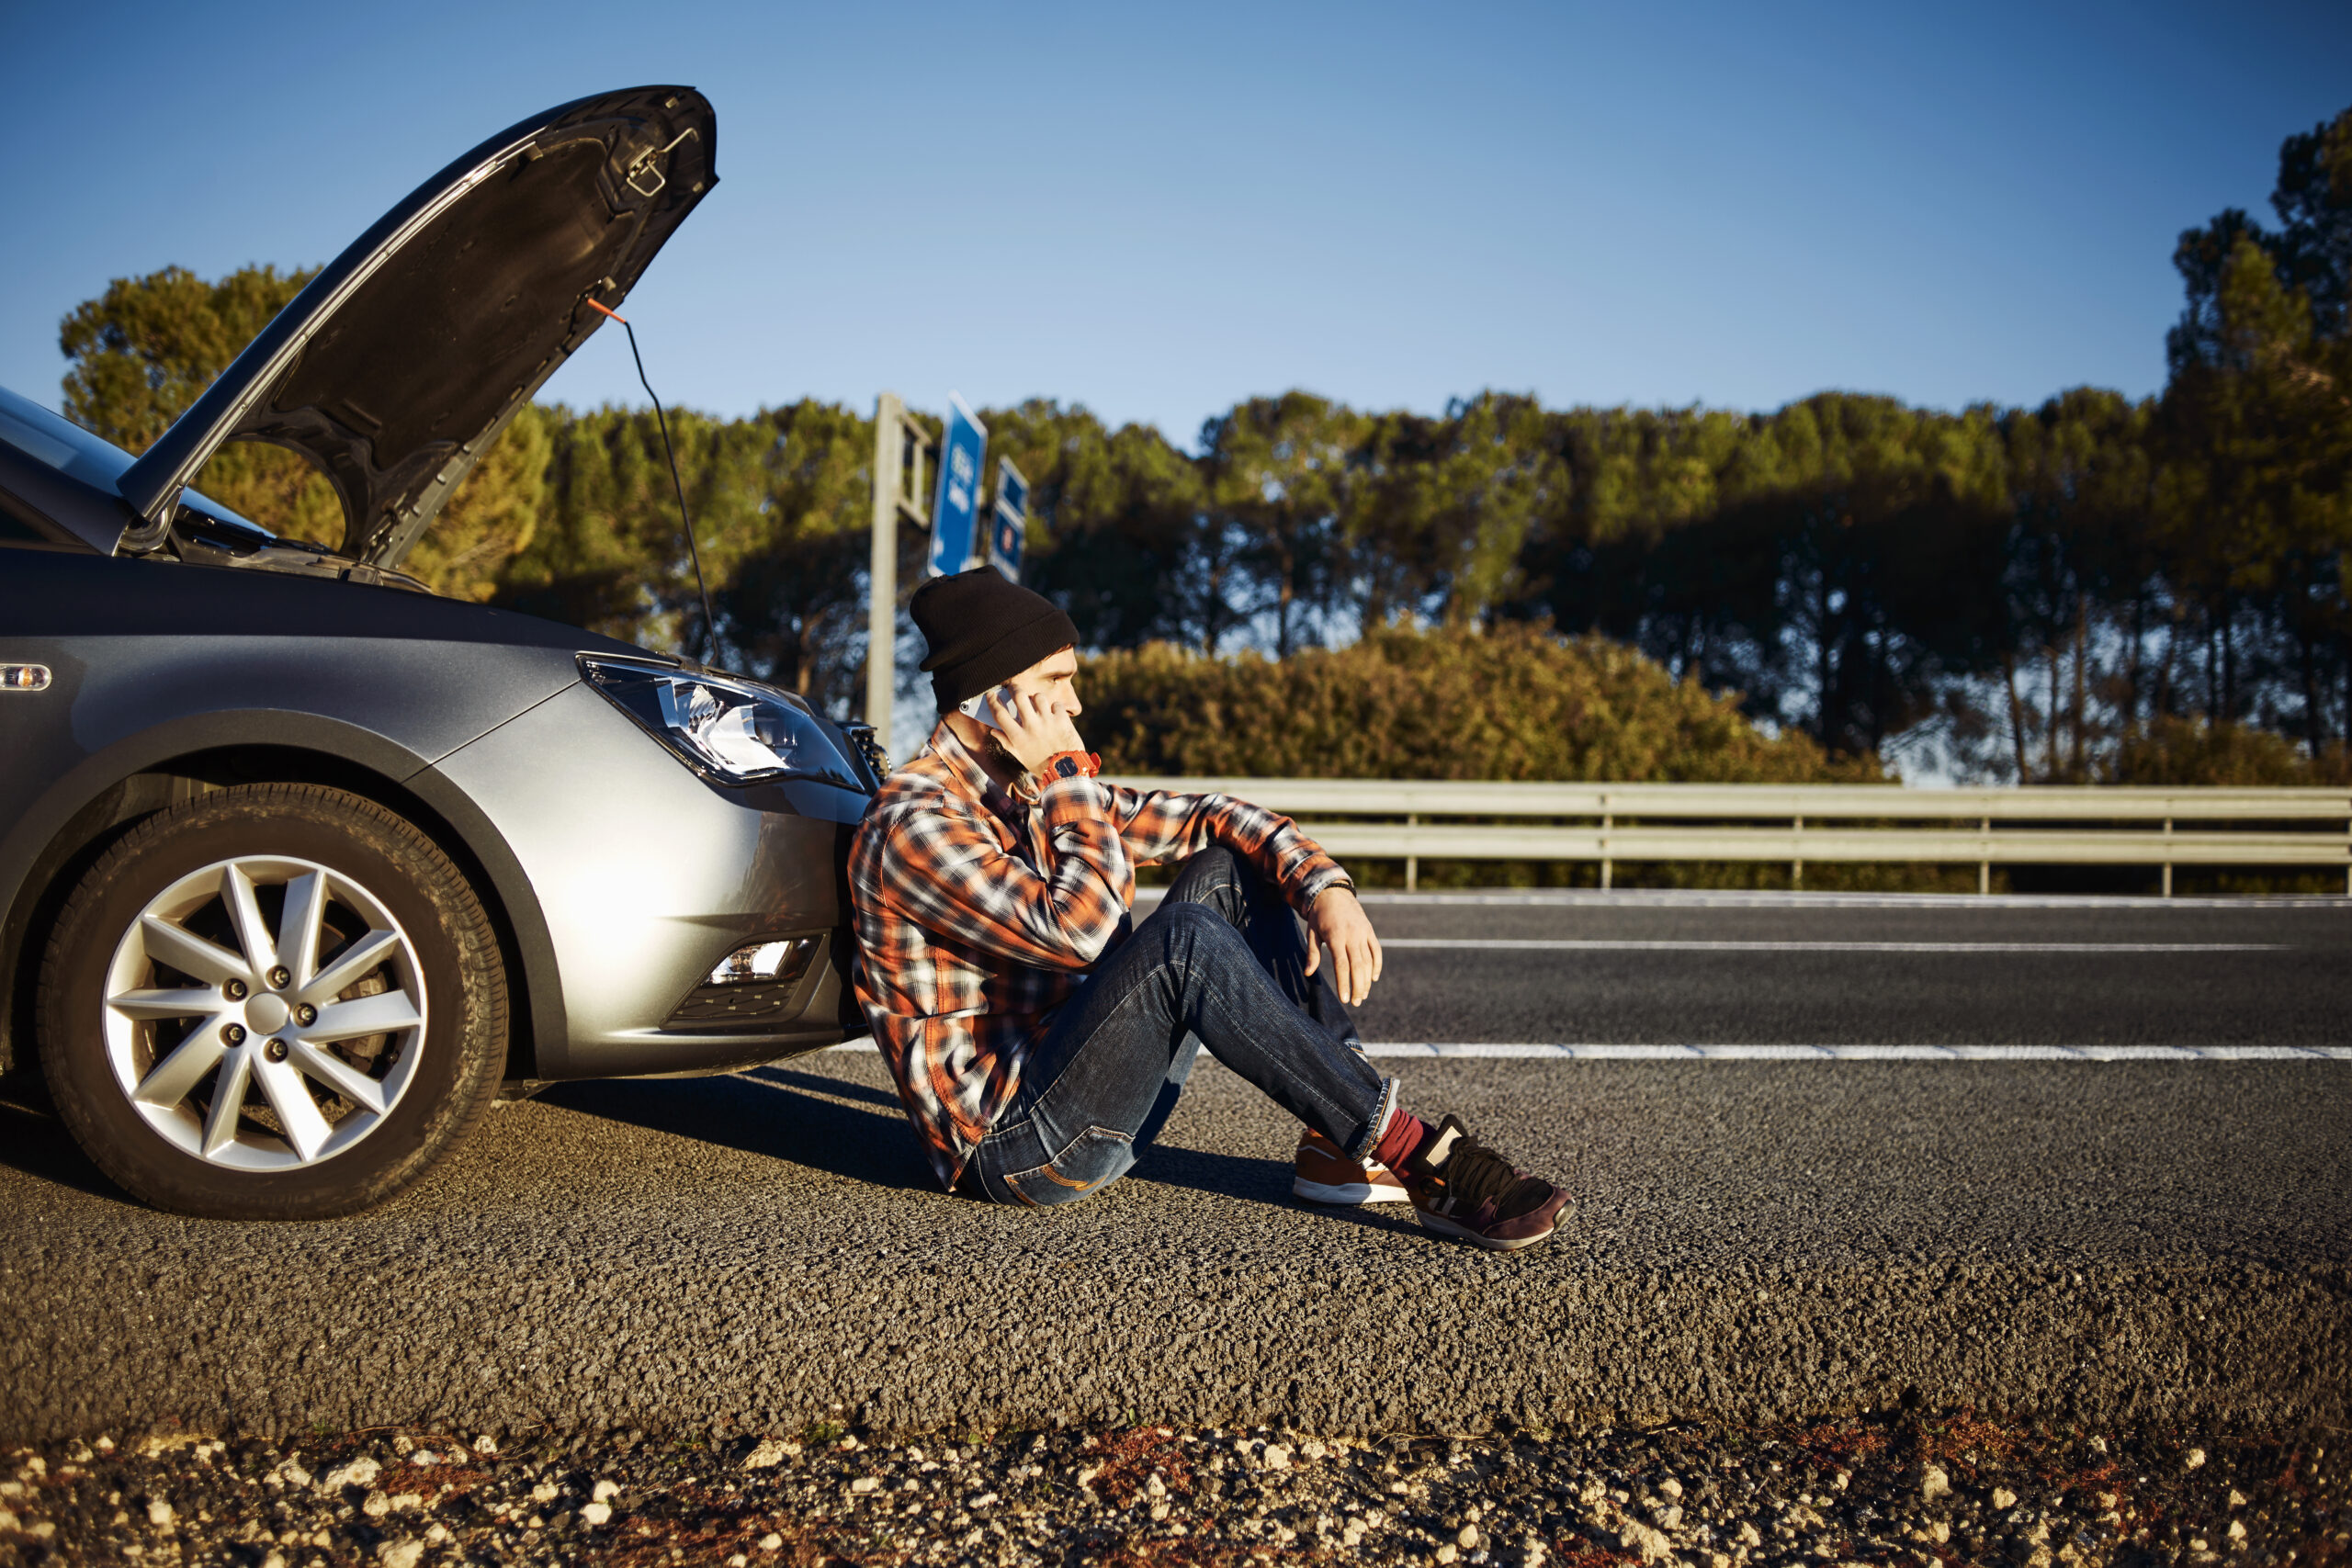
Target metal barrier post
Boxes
[1980,816,1991,896]
[2162,816,2173,898]
[1792,815,1804,890]
[1405,813,1417,893]
[1600,811,1612,891]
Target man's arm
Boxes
[872,783,1132,971]
[1102,785,1383,1005]
[1102,784,1350,907]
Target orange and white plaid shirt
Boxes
[848,720,1351,1190]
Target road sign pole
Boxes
[868,394,938,745]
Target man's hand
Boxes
[987,686,1087,776]
[1303,885,1383,1008]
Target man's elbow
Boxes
[1062,921,1115,966]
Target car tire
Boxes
[38,783,506,1219]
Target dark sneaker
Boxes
[1398,1114,1570,1251]
[1293,1126,1409,1204]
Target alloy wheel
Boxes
[100,855,429,1170]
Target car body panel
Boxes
[0,552,600,1066]
[0,547,869,1085]
[426,685,865,1077]
[116,86,717,565]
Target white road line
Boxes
[819,1039,2351,1061]
[1136,887,2352,910]
[1375,939,2287,953]
[1362,1042,2351,1060]
[1352,890,2352,910]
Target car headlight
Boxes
[579,655,868,791]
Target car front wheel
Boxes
[39,783,506,1219]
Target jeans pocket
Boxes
[1001,1125,1134,1208]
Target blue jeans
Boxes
[967,847,1396,1207]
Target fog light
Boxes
[665,934,825,1032]
[707,936,820,987]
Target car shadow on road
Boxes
[540,1066,939,1193]
[0,1084,127,1204]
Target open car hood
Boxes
[117,85,716,569]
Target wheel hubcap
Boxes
[101,855,429,1171]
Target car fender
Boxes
[0,704,570,1080]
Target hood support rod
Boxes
[590,298,719,663]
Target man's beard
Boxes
[983,729,1027,773]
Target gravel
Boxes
[0,1411,2341,1567]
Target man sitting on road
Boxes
[846,567,1571,1250]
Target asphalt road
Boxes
[1337,890,2352,1048]
[3,892,2346,1443]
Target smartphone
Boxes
[956,684,1017,731]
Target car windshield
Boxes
[0,386,132,491]
[0,384,280,544]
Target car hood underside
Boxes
[115,85,717,570]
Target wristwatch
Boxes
[1040,750,1102,780]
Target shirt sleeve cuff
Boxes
[1295,862,1353,909]
[1035,772,1106,826]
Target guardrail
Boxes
[1101,779,2352,896]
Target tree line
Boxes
[47,106,2351,785]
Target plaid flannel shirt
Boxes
[848,720,1351,1190]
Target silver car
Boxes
[0,86,879,1219]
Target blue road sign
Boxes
[988,457,1028,581]
[926,394,987,578]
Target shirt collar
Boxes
[924,719,1031,816]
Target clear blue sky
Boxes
[4,0,2346,449]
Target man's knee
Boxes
[1145,897,1237,951]
[1182,844,1243,877]
[1163,844,1247,901]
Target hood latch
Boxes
[626,127,700,198]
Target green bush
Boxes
[1080,624,1930,889]
[1080,622,1882,783]
[2111,716,2352,786]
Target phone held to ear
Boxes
[956,685,1017,731]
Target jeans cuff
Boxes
[1345,1076,1400,1164]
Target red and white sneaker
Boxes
[1397,1114,1572,1251]
[1292,1126,1410,1204]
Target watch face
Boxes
[1056,757,1079,778]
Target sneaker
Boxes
[1398,1114,1571,1251]
[1292,1126,1410,1204]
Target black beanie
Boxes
[911,567,1080,712]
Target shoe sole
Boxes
[1293,1176,1411,1205]
[1412,1207,1560,1251]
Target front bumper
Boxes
[424,682,868,1079]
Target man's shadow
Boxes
[550,1061,1397,1227]
[1128,1135,1423,1238]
